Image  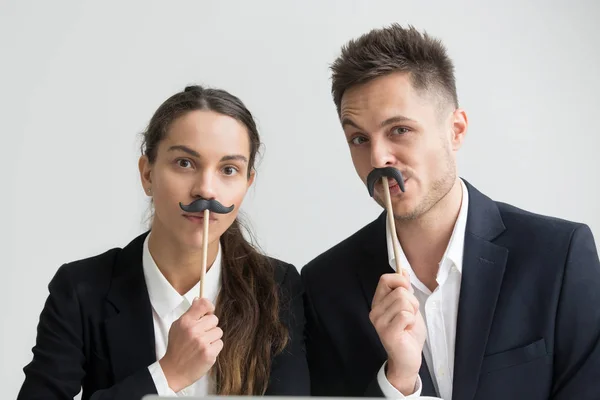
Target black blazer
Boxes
[18,232,310,400]
[301,180,600,400]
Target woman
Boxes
[18,85,310,399]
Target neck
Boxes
[147,225,219,296]
[395,178,463,289]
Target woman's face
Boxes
[139,109,254,250]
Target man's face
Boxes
[340,71,467,220]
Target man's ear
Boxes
[450,108,468,151]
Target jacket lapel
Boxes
[452,181,508,400]
[352,214,393,372]
[419,353,438,396]
[356,213,438,397]
[355,213,393,308]
[104,232,157,382]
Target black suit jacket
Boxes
[18,232,310,400]
[301,180,600,400]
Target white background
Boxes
[1,0,599,397]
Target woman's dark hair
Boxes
[140,85,288,394]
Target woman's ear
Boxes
[247,169,256,188]
[139,155,153,195]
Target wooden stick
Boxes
[381,176,402,274]
[200,209,210,298]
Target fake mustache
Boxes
[366,167,406,197]
[179,197,235,214]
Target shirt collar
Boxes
[142,233,222,318]
[386,178,469,283]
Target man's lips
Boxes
[379,177,408,195]
[383,177,408,189]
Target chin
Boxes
[187,237,206,250]
[183,226,224,249]
[169,227,204,249]
[390,199,421,220]
[391,208,417,221]
[390,192,413,208]
[394,211,421,221]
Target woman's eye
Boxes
[177,159,192,168]
[223,166,238,176]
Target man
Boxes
[301,24,600,400]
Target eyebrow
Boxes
[220,154,248,163]
[341,115,417,131]
[168,145,200,157]
[168,145,248,163]
[341,118,363,131]
[380,115,416,127]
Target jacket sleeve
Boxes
[301,266,375,396]
[17,264,157,400]
[265,264,311,395]
[551,224,600,399]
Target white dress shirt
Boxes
[377,179,469,400]
[142,233,222,397]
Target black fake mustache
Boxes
[366,167,406,197]
[179,197,235,214]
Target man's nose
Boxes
[370,137,396,168]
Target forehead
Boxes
[164,110,250,156]
[340,72,434,126]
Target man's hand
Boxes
[370,270,426,395]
